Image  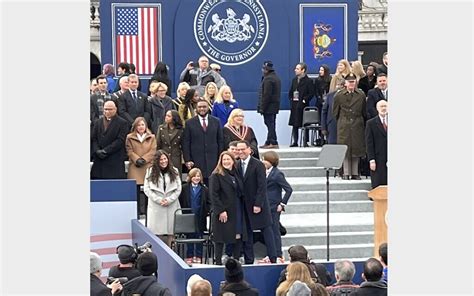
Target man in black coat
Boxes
[365,100,388,189]
[236,140,276,264]
[90,252,122,296]
[91,100,129,179]
[182,99,224,185]
[366,73,388,119]
[355,258,387,296]
[257,60,281,149]
[288,62,315,147]
[117,73,151,127]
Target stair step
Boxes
[285,200,373,214]
[279,158,319,167]
[282,231,374,246]
[282,243,374,260]
[287,177,372,191]
[261,147,322,158]
[291,190,370,202]
[280,167,327,177]
[280,212,374,233]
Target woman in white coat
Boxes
[144,149,182,247]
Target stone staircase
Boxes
[262,147,374,261]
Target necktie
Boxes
[241,161,246,176]
[202,117,207,131]
[382,117,387,131]
[132,91,137,103]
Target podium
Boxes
[368,185,387,257]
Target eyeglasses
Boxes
[215,69,221,72]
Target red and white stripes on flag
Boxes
[115,6,159,75]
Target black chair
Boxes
[300,107,321,147]
[172,208,206,263]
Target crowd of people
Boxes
[91,243,388,295]
[90,55,389,293]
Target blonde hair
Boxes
[226,108,245,126]
[186,168,203,184]
[176,82,190,96]
[351,60,366,81]
[149,81,168,94]
[276,262,317,296]
[214,85,235,103]
[335,59,351,76]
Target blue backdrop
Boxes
[100,0,358,110]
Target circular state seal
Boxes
[194,0,269,66]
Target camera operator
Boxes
[90,252,122,296]
[108,244,142,282]
[121,251,172,296]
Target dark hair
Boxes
[118,62,130,73]
[129,63,136,73]
[288,245,309,263]
[365,64,378,77]
[236,140,250,148]
[378,243,387,265]
[377,73,387,79]
[228,140,239,147]
[130,116,151,134]
[297,62,308,72]
[152,62,169,77]
[96,74,107,83]
[168,109,183,129]
[147,150,178,185]
[363,258,383,282]
[319,64,332,82]
[261,151,279,167]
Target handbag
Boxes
[279,221,287,236]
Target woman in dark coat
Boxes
[156,110,183,176]
[178,168,210,264]
[314,64,331,108]
[209,151,247,265]
[223,108,259,159]
[358,64,378,96]
[178,88,199,126]
[288,62,315,147]
[148,81,175,134]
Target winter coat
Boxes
[143,167,182,235]
[149,95,175,134]
[219,281,259,296]
[178,183,211,233]
[258,71,281,115]
[211,100,240,127]
[122,275,172,296]
[332,88,367,157]
[156,124,183,176]
[91,116,129,179]
[288,75,315,128]
[126,132,157,185]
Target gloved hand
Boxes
[135,158,146,167]
[321,129,328,136]
[96,149,107,159]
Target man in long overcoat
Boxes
[288,62,314,147]
[332,73,367,180]
[91,100,129,179]
[365,100,388,188]
[236,140,276,264]
[182,99,224,185]
[257,60,281,149]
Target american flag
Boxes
[114,6,160,75]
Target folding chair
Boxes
[300,107,321,147]
[172,208,206,263]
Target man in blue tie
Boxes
[117,74,151,128]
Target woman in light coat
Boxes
[144,150,182,247]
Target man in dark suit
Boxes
[236,140,277,264]
[91,100,129,179]
[90,75,114,122]
[366,73,388,119]
[182,99,224,185]
[257,60,281,149]
[117,73,151,127]
[365,100,388,189]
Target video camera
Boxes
[134,242,152,254]
[107,277,128,284]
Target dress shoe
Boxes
[268,144,279,149]
[351,175,361,180]
[342,175,351,180]
[289,143,299,147]
[259,144,271,149]
[303,142,309,147]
